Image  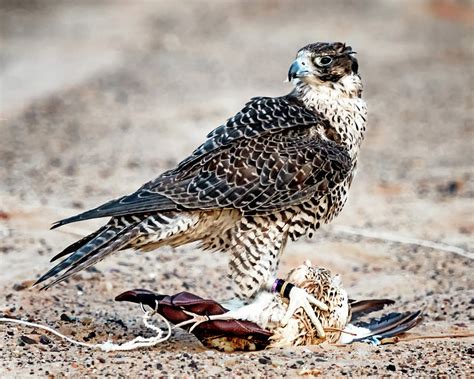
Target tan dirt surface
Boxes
[0,0,473,377]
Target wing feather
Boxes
[52,96,350,227]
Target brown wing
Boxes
[52,96,350,228]
[157,126,351,212]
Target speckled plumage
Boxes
[211,261,349,346]
[36,42,367,301]
[269,262,349,346]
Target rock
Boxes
[12,281,34,291]
[83,331,96,342]
[188,360,198,370]
[40,335,52,345]
[80,317,93,326]
[60,313,74,322]
[258,357,272,365]
[20,335,38,345]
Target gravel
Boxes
[0,0,473,377]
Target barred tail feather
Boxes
[349,298,395,321]
[35,217,142,289]
[356,310,424,340]
[49,226,108,263]
[37,212,205,290]
[341,310,424,344]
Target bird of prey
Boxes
[36,42,367,334]
[116,261,423,352]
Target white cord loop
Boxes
[0,300,172,352]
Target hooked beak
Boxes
[287,59,309,81]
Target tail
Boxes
[35,216,142,289]
[341,298,424,344]
[343,310,424,344]
[359,310,424,341]
[349,298,395,321]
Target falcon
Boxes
[35,42,367,335]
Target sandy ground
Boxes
[0,0,473,377]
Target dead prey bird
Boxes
[116,261,423,351]
[36,42,367,335]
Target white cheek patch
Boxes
[338,74,360,95]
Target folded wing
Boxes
[52,96,351,228]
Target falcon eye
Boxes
[315,56,333,67]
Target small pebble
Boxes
[81,317,93,326]
[60,313,74,322]
[40,335,52,345]
[12,281,33,291]
[188,360,198,370]
[83,331,96,342]
[20,335,38,345]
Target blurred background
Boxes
[0,0,472,375]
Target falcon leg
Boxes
[268,278,328,338]
[282,286,326,337]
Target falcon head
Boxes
[288,42,358,85]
